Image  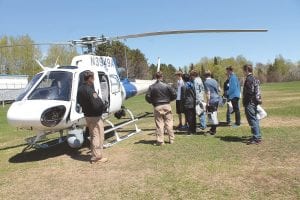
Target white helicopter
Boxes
[4,29,267,151]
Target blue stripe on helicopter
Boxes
[121,79,137,99]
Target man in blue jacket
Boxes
[226,66,241,126]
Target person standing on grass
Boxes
[77,70,108,164]
[145,71,177,146]
[190,70,206,130]
[242,64,263,145]
[175,71,186,129]
[226,66,241,127]
[223,77,231,124]
[181,74,196,135]
[204,70,221,135]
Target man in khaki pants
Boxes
[77,70,108,163]
[146,72,177,145]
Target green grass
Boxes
[0,81,300,200]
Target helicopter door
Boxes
[98,72,110,107]
[69,70,102,124]
[69,71,86,124]
[108,74,122,113]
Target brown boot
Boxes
[90,157,108,164]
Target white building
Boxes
[0,75,28,102]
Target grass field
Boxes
[0,81,299,200]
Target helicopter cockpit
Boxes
[17,71,73,101]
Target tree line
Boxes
[188,55,300,84]
[0,35,77,76]
[1,35,300,84]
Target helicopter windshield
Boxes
[27,71,73,101]
[16,73,43,101]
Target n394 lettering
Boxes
[91,56,112,68]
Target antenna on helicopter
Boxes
[157,57,161,72]
[35,59,48,71]
[54,56,60,66]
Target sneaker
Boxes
[153,141,165,146]
[246,138,261,145]
[208,130,216,135]
[90,157,108,164]
[176,124,183,129]
[182,125,189,129]
[232,124,240,128]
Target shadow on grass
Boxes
[8,141,92,163]
[174,131,207,135]
[215,135,251,143]
[134,139,156,145]
[217,122,232,127]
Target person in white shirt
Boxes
[175,71,186,129]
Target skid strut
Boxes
[22,130,66,152]
[103,108,141,148]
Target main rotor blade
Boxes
[0,42,71,48]
[110,29,268,40]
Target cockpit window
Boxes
[16,73,43,101]
[28,71,73,101]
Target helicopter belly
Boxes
[7,100,71,131]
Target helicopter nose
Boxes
[7,100,70,130]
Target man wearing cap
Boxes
[145,72,177,145]
[226,66,241,127]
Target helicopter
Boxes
[3,29,267,152]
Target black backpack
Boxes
[87,91,108,115]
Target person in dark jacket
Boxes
[181,74,196,134]
[223,77,231,124]
[242,64,262,145]
[77,70,108,163]
[145,72,177,145]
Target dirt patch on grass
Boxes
[261,116,300,127]
[0,145,152,200]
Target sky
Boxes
[0,0,299,67]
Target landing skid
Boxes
[103,108,141,148]
[22,130,66,152]
[21,108,143,152]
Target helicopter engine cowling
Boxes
[67,129,84,148]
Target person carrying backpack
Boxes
[181,74,196,135]
[242,64,263,145]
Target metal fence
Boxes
[0,89,23,101]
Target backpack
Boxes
[91,93,108,115]
[254,78,262,105]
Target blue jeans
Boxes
[199,112,206,129]
[244,103,261,139]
